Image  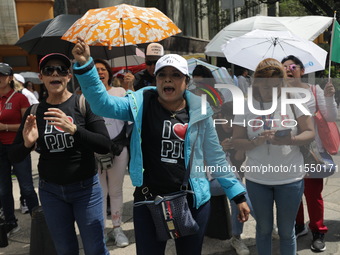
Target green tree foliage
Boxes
[279,0,309,16]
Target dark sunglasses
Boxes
[145,60,158,66]
[41,66,69,76]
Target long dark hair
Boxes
[94,59,113,85]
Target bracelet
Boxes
[5,124,8,132]
[250,137,257,147]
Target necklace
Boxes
[168,100,186,119]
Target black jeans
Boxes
[0,144,39,222]
[133,199,210,255]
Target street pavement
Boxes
[1,128,340,254]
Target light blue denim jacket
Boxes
[74,58,245,208]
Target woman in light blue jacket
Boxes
[72,38,249,255]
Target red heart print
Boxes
[173,123,188,141]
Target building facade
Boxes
[0,0,269,73]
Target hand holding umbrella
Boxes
[72,37,91,66]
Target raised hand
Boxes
[23,115,39,148]
[44,108,77,135]
[72,37,91,66]
[324,81,335,97]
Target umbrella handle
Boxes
[120,18,128,71]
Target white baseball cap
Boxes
[14,73,25,84]
[145,43,164,57]
[154,54,189,76]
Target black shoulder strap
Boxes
[30,103,39,115]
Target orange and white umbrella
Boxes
[61,4,182,47]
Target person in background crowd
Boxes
[214,102,253,255]
[191,64,224,112]
[0,63,39,237]
[134,42,164,90]
[13,74,39,105]
[9,53,111,255]
[228,67,239,87]
[94,58,130,247]
[115,69,135,91]
[282,55,337,252]
[232,58,315,255]
[72,38,250,255]
[234,67,251,96]
[24,81,39,101]
[12,75,39,215]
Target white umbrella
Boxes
[20,72,42,84]
[187,58,234,85]
[206,15,332,57]
[186,58,234,102]
[221,29,327,74]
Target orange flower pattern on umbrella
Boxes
[62,4,182,47]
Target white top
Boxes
[104,87,126,139]
[33,91,39,100]
[21,88,39,105]
[305,84,337,152]
[237,75,250,95]
[234,94,306,185]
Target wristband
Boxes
[250,136,257,146]
[5,124,8,132]
[290,136,296,145]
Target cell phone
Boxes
[274,129,292,137]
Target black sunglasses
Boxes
[145,60,158,66]
[41,66,69,76]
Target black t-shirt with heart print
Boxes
[134,91,189,201]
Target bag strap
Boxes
[182,128,199,189]
[311,85,319,112]
[6,91,17,104]
[30,103,39,115]
[78,94,86,117]
[141,125,199,199]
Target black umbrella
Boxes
[15,14,137,60]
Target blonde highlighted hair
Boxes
[252,58,287,98]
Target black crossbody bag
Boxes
[134,130,199,241]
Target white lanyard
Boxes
[0,91,17,117]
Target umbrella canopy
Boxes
[206,15,332,57]
[221,29,327,74]
[20,72,42,84]
[111,55,145,67]
[15,14,138,60]
[110,47,145,67]
[187,58,234,85]
[61,4,182,47]
[187,58,235,103]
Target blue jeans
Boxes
[246,179,304,255]
[210,178,255,236]
[39,174,109,255]
[0,144,39,222]
[133,199,210,255]
[230,185,254,236]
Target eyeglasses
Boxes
[145,60,158,66]
[41,66,69,76]
[284,64,299,71]
[156,72,185,80]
